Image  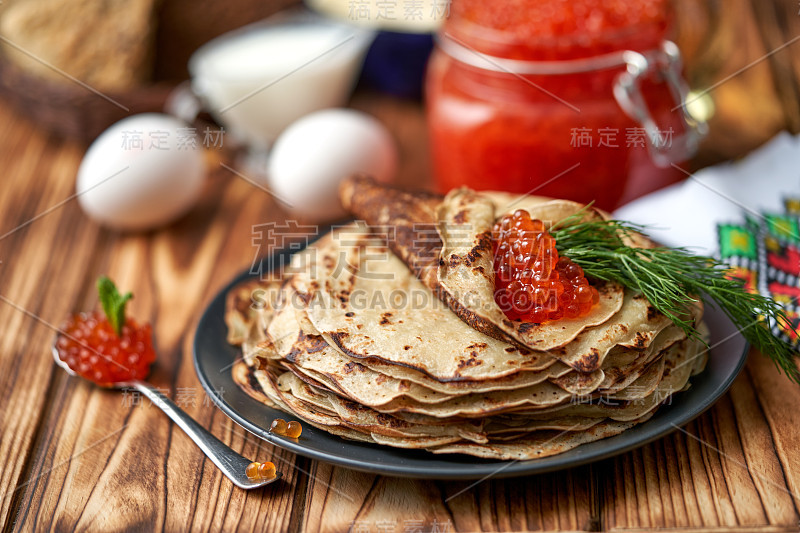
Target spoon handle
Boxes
[132,381,280,489]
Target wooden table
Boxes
[2,2,800,531]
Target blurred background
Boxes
[0,0,797,222]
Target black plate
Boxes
[193,244,749,480]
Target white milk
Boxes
[190,17,374,149]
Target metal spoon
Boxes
[52,345,281,489]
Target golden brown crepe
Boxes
[222,181,709,460]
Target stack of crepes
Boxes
[226,177,709,460]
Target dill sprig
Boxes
[550,214,800,385]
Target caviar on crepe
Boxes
[492,209,599,323]
[55,277,156,386]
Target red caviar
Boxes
[427,0,690,210]
[55,310,155,386]
[269,418,288,434]
[258,461,276,479]
[245,462,261,480]
[493,209,599,323]
[270,418,303,438]
[246,461,276,481]
[448,0,669,59]
[285,421,303,438]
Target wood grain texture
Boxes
[2,2,800,531]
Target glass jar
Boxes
[425,1,707,210]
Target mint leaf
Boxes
[97,276,132,337]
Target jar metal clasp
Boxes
[613,40,708,168]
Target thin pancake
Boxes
[428,415,652,460]
[338,178,648,352]
[293,225,558,382]
[264,292,567,403]
[436,187,625,351]
[338,177,688,372]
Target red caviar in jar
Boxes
[493,209,599,322]
[448,0,669,59]
[426,0,692,210]
[56,310,156,386]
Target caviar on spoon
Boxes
[53,276,281,489]
[55,277,155,386]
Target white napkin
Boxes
[613,132,800,255]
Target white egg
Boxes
[77,113,206,231]
[267,109,397,221]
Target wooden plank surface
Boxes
[2,1,800,531]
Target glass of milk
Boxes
[186,10,375,152]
